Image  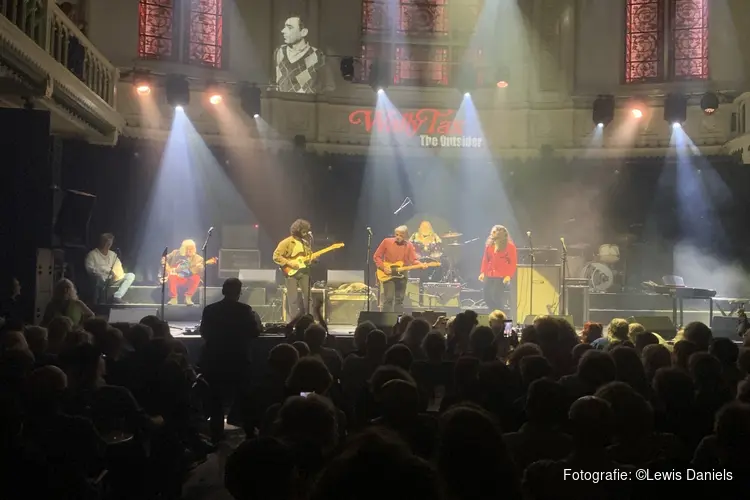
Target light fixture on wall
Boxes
[165,74,190,108]
[494,65,510,88]
[340,57,355,82]
[664,93,688,125]
[368,59,391,92]
[700,92,719,115]
[205,81,223,105]
[592,95,615,127]
[628,98,647,119]
[240,83,261,117]
[132,70,152,96]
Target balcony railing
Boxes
[1,0,117,107]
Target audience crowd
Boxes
[2,276,750,499]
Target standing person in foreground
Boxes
[85,233,135,304]
[479,225,518,314]
[162,239,205,306]
[200,278,260,443]
[41,278,95,327]
[374,225,423,313]
[273,219,313,318]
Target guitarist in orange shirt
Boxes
[373,225,422,313]
[273,219,313,317]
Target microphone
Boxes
[207,226,214,234]
[526,231,531,239]
[162,247,169,257]
[366,227,373,236]
[560,237,567,252]
[394,197,412,215]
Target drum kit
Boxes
[415,231,467,284]
[577,242,626,292]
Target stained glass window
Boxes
[138,0,174,59]
[395,45,449,86]
[188,0,223,67]
[362,0,389,33]
[625,0,664,82]
[398,0,448,35]
[672,0,708,80]
[625,0,708,83]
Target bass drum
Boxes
[581,262,615,292]
[597,244,620,264]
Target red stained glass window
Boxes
[138,0,174,59]
[188,0,223,67]
[394,45,449,86]
[398,0,448,35]
[625,0,664,82]
[672,0,708,80]
[362,0,389,33]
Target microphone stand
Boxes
[201,230,212,309]
[560,240,568,316]
[528,234,534,320]
[160,247,168,320]
[366,229,372,312]
[306,233,314,315]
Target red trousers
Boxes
[168,274,200,298]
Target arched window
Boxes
[625,0,708,83]
[138,0,223,68]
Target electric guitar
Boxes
[377,261,441,282]
[159,257,218,283]
[282,243,345,277]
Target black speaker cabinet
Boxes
[627,316,677,340]
[711,316,743,340]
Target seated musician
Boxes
[273,219,313,317]
[84,233,135,304]
[374,225,421,313]
[163,239,204,306]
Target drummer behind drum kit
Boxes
[580,244,623,292]
[420,231,466,283]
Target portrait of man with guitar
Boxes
[161,239,217,306]
[374,225,439,312]
[273,219,345,317]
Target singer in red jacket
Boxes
[478,225,518,315]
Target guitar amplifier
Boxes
[379,278,420,308]
[422,282,461,308]
[328,292,377,325]
[219,249,261,278]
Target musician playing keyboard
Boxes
[374,225,422,313]
[273,219,313,317]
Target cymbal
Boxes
[568,243,590,249]
[442,232,463,238]
[446,242,463,246]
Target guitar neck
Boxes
[308,246,338,261]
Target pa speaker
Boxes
[711,316,743,340]
[627,316,677,340]
[54,189,96,248]
[357,311,401,334]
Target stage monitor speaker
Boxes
[422,283,461,308]
[109,307,159,324]
[357,311,401,334]
[711,316,743,340]
[627,316,677,340]
[238,269,276,284]
[379,278,419,308]
[53,189,96,248]
[516,265,561,321]
[328,294,374,325]
[523,315,574,327]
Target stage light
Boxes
[165,74,190,108]
[240,83,261,117]
[209,94,222,105]
[597,123,604,128]
[340,57,355,82]
[494,65,510,88]
[672,122,682,128]
[133,71,152,95]
[631,108,644,119]
[664,93,687,124]
[592,95,615,127]
[700,92,719,115]
[175,105,183,111]
[464,92,471,98]
[368,59,391,92]
[377,88,384,95]
[205,81,224,105]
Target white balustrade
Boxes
[1,0,117,108]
